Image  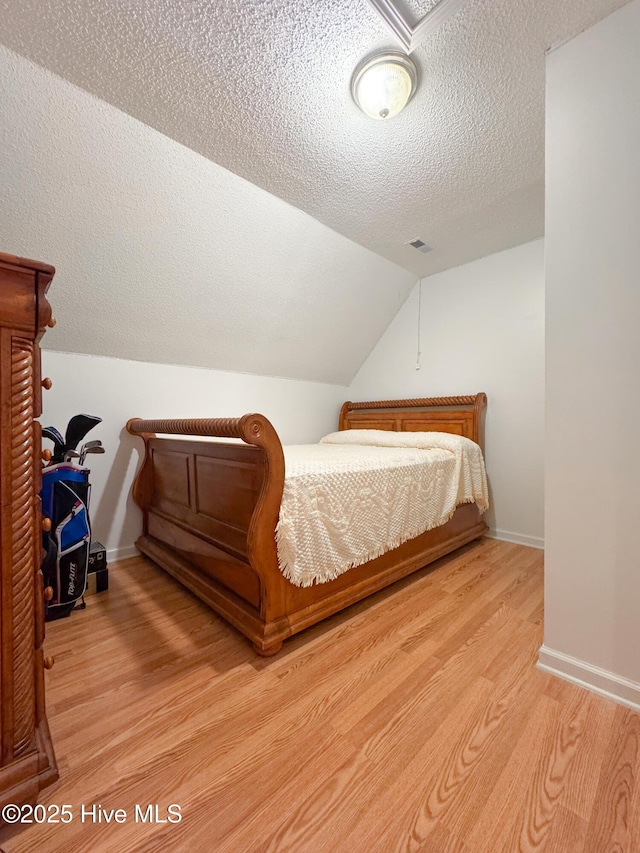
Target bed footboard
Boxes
[126,415,290,653]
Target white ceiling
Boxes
[0,0,630,278]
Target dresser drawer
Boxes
[0,266,37,332]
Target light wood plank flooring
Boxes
[2,539,639,852]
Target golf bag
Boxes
[41,463,92,620]
[41,413,104,620]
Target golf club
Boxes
[42,426,65,463]
[79,445,105,466]
[78,439,102,462]
[64,414,103,455]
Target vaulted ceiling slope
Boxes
[0,0,630,277]
[0,45,416,384]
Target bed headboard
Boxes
[338,393,487,450]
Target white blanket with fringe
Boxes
[276,430,489,587]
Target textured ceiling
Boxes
[1,45,417,384]
[0,0,632,278]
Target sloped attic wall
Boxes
[0,44,416,556]
[0,45,416,385]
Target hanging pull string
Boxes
[416,278,422,370]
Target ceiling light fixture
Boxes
[351,51,418,120]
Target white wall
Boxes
[41,351,347,561]
[349,239,545,547]
[541,0,640,708]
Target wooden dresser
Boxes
[0,252,58,814]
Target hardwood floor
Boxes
[2,538,639,852]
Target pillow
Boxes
[319,429,479,452]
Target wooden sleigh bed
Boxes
[126,394,488,655]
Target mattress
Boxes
[275,429,489,587]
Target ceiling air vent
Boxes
[407,238,433,254]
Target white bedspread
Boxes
[275,430,489,587]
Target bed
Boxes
[126,394,488,655]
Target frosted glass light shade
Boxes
[351,52,418,120]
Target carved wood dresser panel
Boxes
[0,251,58,818]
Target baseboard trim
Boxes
[487,528,544,550]
[107,534,543,566]
[105,544,139,563]
[537,645,640,712]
